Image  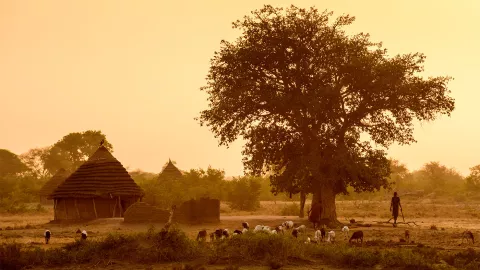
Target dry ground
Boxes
[1,199,480,269]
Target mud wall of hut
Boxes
[54,197,139,220]
[174,198,220,224]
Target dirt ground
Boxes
[1,199,479,269]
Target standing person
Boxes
[390,192,402,227]
[44,229,51,244]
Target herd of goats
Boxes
[195,221,365,244]
[40,221,476,246]
[195,221,477,246]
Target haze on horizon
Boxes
[1,0,479,177]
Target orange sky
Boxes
[1,1,479,176]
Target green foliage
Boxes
[0,149,28,178]
[465,165,480,192]
[280,203,300,216]
[42,130,112,174]
[1,228,474,269]
[134,167,228,209]
[226,176,261,211]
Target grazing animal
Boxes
[326,231,335,243]
[314,230,322,242]
[209,232,215,242]
[405,230,410,243]
[295,225,307,234]
[292,228,299,238]
[81,230,87,240]
[282,221,294,229]
[242,228,248,234]
[196,230,207,242]
[233,229,243,235]
[262,226,272,232]
[305,237,311,244]
[254,225,264,233]
[320,228,326,240]
[222,229,230,239]
[44,230,51,244]
[274,225,285,234]
[342,226,350,240]
[462,230,475,244]
[242,222,250,230]
[349,231,364,244]
[214,229,223,240]
[308,203,322,229]
[349,219,356,224]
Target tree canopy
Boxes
[197,5,455,224]
[42,130,113,174]
[0,149,28,178]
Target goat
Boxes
[214,229,223,240]
[326,231,335,243]
[209,232,215,242]
[342,226,350,240]
[196,230,207,242]
[314,228,326,242]
[274,225,285,234]
[44,230,51,244]
[81,230,87,240]
[254,225,264,233]
[462,230,475,244]
[233,229,243,236]
[405,230,410,243]
[292,228,299,238]
[295,225,307,234]
[222,229,230,239]
[349,231,364,244]
[242,222,250,230]
[242,228,248,234]
[282,221,294,229]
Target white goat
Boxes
[295,225,307,234]
[326,230,336,243]
[342,226,350,240]
[282,221,294,229]
[254,225,264,233]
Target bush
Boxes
[280,203,300,216]
[226,177,261,211]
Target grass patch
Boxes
[0,226,475,269]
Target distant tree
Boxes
[419,161,463,193]
[198,5,455,225]
[389,159,412,192]
[19,147,51,179]
[227,176,262,211]
[42,130,113,174]
[0,149,28,178]
[465,165,480,192]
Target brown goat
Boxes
[349,231,364,244]
[462,230,474,244]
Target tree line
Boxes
[1,129,479,215]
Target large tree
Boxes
[197,5,455,226]
[42,130,113,174]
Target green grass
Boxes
[1,226,479,269]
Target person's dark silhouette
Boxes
[390,192,402,227]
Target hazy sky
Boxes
[1,1,479,176]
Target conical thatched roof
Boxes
[38,168,70,197]
[50,146,144,199]
[158,159,183,180]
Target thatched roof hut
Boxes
[158,159,183,181]
[50,146,144,220]
[38,168,69,204]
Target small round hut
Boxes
[49,145,144,220]
[158,159,183,181]
[38,168,70,205]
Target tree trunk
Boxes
[311,185,342,228]
[299,191,306,218]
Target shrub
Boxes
[280,203,300,216]
[226,177,261,211]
